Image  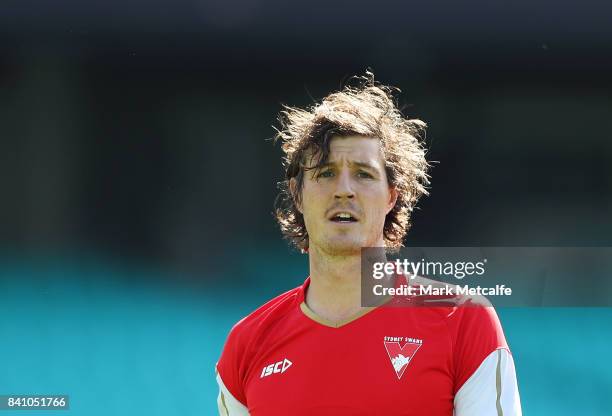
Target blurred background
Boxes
[1,0,611,414]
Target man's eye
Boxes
[317,170,334,178]
[357,171,373,179]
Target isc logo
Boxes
[260,358,293,378]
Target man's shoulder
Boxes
[411,277,508,352]
[390,276,504,338]
[228,283,303,341]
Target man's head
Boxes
[274,73,429,254]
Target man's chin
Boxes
[318,238,363,257]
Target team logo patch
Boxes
[383,336,423,379]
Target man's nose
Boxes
[334,169,355,199]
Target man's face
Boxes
[295,136,398,256]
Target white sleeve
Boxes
[454,348,522,416]
[216,371,250,416]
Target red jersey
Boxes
[216,278,521,415]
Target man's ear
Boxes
[289,178,303,213]
[387,187,399,214]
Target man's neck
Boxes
[305,245,366,325]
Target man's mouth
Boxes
[329,212,358,223]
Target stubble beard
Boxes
[313,229,366,258]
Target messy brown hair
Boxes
[274,72,430,251]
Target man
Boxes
[216,74,522,415]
